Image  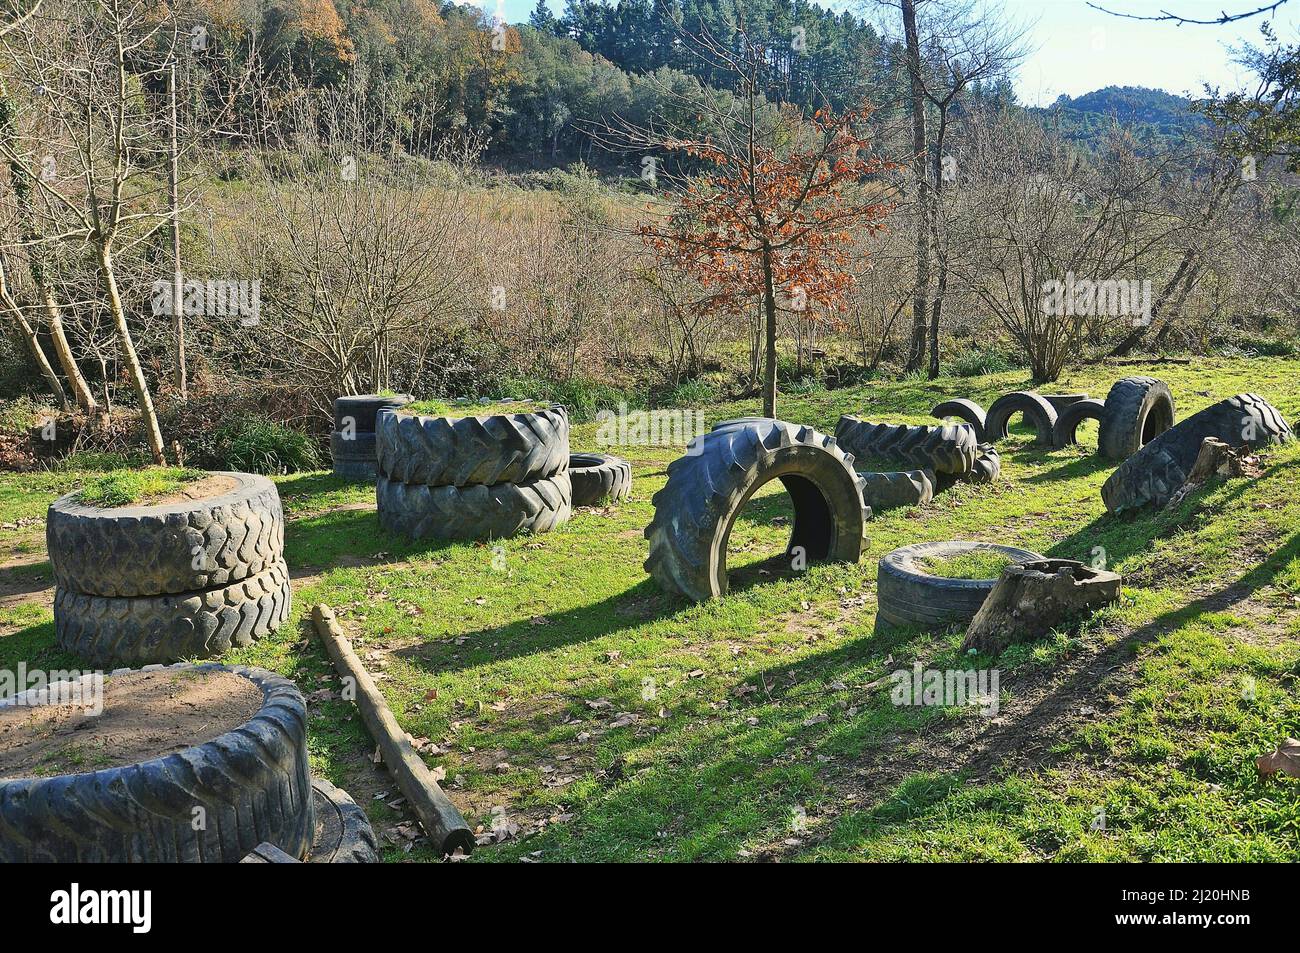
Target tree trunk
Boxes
[39,284,100,419]
[168,63,187,399]
[97,243,166,464]
[962,559,1121,655]
[761,242,778,417]
[0,254,68,410]
[901,0,930,373]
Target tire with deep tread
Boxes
[931,399,987,442]
[1097,376,1175,461]
[859,469,935,511]
[968,444,1002,484]
[984,392,1059,445]
[54,561,293,667]
[307,779,379,863]
[1053,398,1107,447]
[1101,393,1292,512]
[46,472,284,599]
[835,417,978,474]
[375,405,569,487]
[0,663,314,863]
[644,419,868,601]
[568,453,632,506]
[876,541,1044,630]
[376,471,572,541]
[333,393,413,433]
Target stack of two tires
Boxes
[332,394,413,479]
[375,405,574,540]
[47,472,292,667]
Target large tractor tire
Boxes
[1097,377,1175,461]
[568,453,632,506]
[644,419,868,602]
[0,664,314,863]
[376,471,572,541]
[375,405,569,487]
[1053,398,1108,447]
[835,417,978,475]
[876,541,1043,631]
[984,392,1059,446]
[1101,393,1292,512]
[54,562,292,667]
[333,393,413,434]
[46,472,284,599]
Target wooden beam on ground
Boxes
[312,603,475,857]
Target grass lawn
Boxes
[2,355,1299,861]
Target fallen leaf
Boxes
[1257,738,1300,778]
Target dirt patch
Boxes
[0,668,263,779]
[141,473,239,506]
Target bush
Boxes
[653,377,718,408]
[950,346,1022,377]
[493,375,644,423]
[212,416,322,474]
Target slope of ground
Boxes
[0,356,1297,861]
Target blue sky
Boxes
[480,0,1299,105]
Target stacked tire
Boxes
[47,472,291,667]
[332,393,413,479]
[375,404,572,541]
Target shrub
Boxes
[212,415,322,474]
[950,346,1021,378]
[493,375,644,423]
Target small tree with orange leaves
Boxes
[624,27,893,417]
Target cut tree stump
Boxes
[1164,436,1259,509]
[962,559,1121,655]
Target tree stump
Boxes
[1164,436,1258,509]
[962,559,1121,655]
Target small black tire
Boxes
[968,444,1003,484]
[568,453,632,506]
[331,431,379,480]
[1101,393,1292,512]
[931,399,987,442]
[375,405,569,487]
[645,419,868,601]
[876,541,1044,631]
[46,472,284,599]
[1042,393,1090,414]
[333,394,413,433]
[1097,377,1175,461]
[859,469,935,511]
[1053,398,1108,447]
[307,779,380,863]
[984,392,1059,446]
[0,663,314,863]
[376,471,572,541]
[54,561,293,667]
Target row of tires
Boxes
[46,472,293,667]
[930,376,1176,460]
[0,663,378,863]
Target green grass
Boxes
[402,399,547,417]
[74,467,205,507]
[918,550,1016,579]
[2,355,1300,862]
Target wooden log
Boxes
[962,559,1121,656]
[240,842,301,864]
[312,603,475,857]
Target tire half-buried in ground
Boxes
[54,561,292,667]
[859,468,935,511]
[568,452,632,506]
[1097,376,1175,461]
[308,778,380,863]
[46,471,284,599]
[376,471,572,541]
[984,392,1059,446]
[1053,398,1107,447]
[0,663,314,863]
[876,540,1044,631]
[644,419,868,601]
[1101,392,1292,512]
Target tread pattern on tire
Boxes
[859,468,935,511]
[376,406,569,487]
[308,779,379,863]
[55,561,293,667]
[0,663,314,863]
[1098,376,1175,461]
[645,419,868,601]
[876,541,1043,630]
[984,392,1059,445]
[1053,398,1107,447]
[46,472,284,598]
[835,416,978,474]
[376,471,572,541]
[1101,393,1292,512]
[568,453,632,506]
